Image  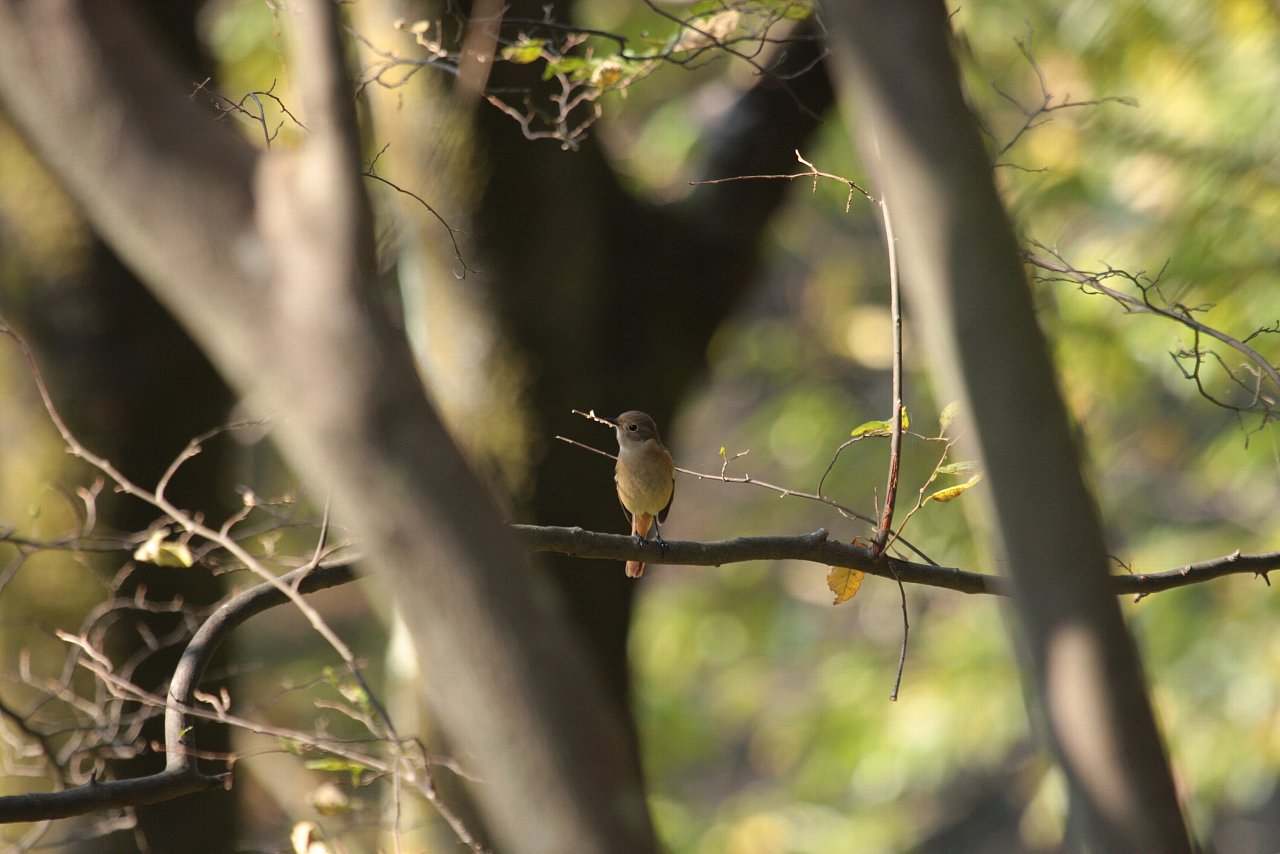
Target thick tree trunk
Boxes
[824,3,1192,851]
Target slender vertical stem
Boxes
[875,195,903,554]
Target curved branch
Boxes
[164,563,357,772]
[0,562,357,825]
[512,525,1278,598]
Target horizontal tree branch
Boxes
[0,768,225,825]
[3,523,1269,825]
[511,525,1278,598]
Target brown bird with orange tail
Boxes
[610,411,676,578]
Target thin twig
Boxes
[363,143,476,279]
[557,425,940,566]
[874,186,903,555]
[1026,245,1280,400]
[692,149,874,213]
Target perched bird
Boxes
[610,411,676,578]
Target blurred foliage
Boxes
[2,0,1278,851]
[591,0,1280,851]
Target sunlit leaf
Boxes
[305,757,370,787]
[304,758,366,772]
[673,10,741,52]
[339,681,370,711]
[851,419,890,438]
[133,528,194,567]
[851,409,908,438]
[310,781,353,816]
[500,38,545,65]
[826,565,865,605]
[937,461,978,475]
[780,3,815,21]
[927,473,983,503]
[939,400,961,431]
[687,0,723,14]
[291,822,329,854]
[589,59,628,88]
[543,55,589,81]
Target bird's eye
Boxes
[627,423,638,432]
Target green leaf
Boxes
[304,757,370,786]
[305,758,368,773]
[339,681,371,711]
[937,461,978,475]
[543,55,589,81]
[851,419,890,438]
[759,0,816,20]
[688,0,724,15]
[939,400,961,431]
[779,2,815,21]
[851,410,908,438]
[500,38,545,65]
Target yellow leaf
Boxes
[826,566,865,605]
[133,529,194,567]
[590,59,626,88]
[927,473,983,503]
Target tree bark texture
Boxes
[823,3,1192,851]
[0,1,652,850]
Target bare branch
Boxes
[0,767,226,825]
[363,143,477,278]
[513,524,1279,597]
[1026,245,1280,412]
[990,31,1137,166]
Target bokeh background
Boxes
[1,0,1277,851]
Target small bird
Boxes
[610,411,676,578]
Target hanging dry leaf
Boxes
[827,565,865,605]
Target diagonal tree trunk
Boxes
[0,1,648,849]
[823,3,1192,851]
